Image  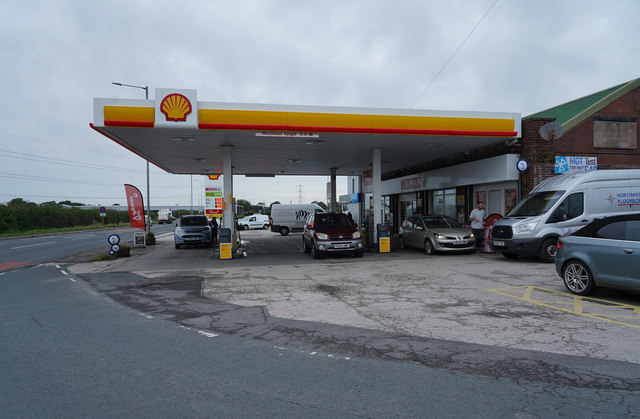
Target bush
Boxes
[116,244,131,257]
[0,199,131,234]
[146,232,156,245]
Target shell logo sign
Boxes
[154,88,197,128]
[160,93,192,122]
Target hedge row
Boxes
[0,199,131,234]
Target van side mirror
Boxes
[548,211,567,223]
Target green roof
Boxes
[525,78,640,131]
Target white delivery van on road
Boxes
[270,204,324,236]
[237,214,270,230]
[490,170,640,262]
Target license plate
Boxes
[493,241,505,246]
[186,237,199,241]
[452,240,467,245]
[334,243,349,249]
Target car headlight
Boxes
[175,227,184,233]
[434,232,446,240]
[515,220,539,233]
[469,233,475,239]
[316,232,329,240]
[352,231,362,239]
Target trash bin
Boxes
[376,223,390,253]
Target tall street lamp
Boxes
[112,82,151,234]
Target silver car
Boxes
[555,213,640,295]
[399,214,475,255]
[174,215,212,249]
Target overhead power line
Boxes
[410,0,499,108]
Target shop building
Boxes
[361,77,640,235]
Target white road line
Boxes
[67,235,95,240]
[197,330,220,338]
[55,265,61,269]
[61,270,68,275]
[11,241,56,249]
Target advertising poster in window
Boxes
[476,191,486,205]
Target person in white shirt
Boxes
[469,201,486,251]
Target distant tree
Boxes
[7,198,27,206]
[58,200,85,206]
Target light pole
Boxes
[112,82,151,234]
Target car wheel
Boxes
[562,260,595,295]
[311,242,323,259]
[303,237,311,253]
[280,227,290,236]
[175,243,181,249]
[399,236,407,250]
[502,252,519,259]
[263,224,269,229]
[424,239,435,255]
[354,250,364,257]
[539,238,557,263]
[244,225,249,230]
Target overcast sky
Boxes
[2,0,639,208]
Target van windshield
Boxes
[508,190,565,217]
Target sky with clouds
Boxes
[2,0,639,208]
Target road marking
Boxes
[11,241,56,249]
[273,345,352,361]
[487,286,640,329]
[197,330,220,338]
[60,270,68,275]
[66,235,95,240]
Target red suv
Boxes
[302,212,364,259]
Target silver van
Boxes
[270,204,324,236]
[490,170,640,262]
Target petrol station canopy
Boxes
[91,88,521,178]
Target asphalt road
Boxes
[3,264,639,417]
[0,224,174,269]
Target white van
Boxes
[157,208,173,224]
[237,214,270,230]
[490,170,640,262]
[270,204,324,235]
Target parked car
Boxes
[174,215,212,248]
[555,213,640,295]
[399,214,475,254]
[302,212,364,259]
[237,214,270,230]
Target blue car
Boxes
[555,213,640,295]
[174,215,212,249]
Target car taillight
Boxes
[556,240,563,251]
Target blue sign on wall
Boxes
[555,156,598,174]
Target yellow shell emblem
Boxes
[160,93,192,122]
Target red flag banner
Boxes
[124,184,145,230]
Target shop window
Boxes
[431,188,456,218]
